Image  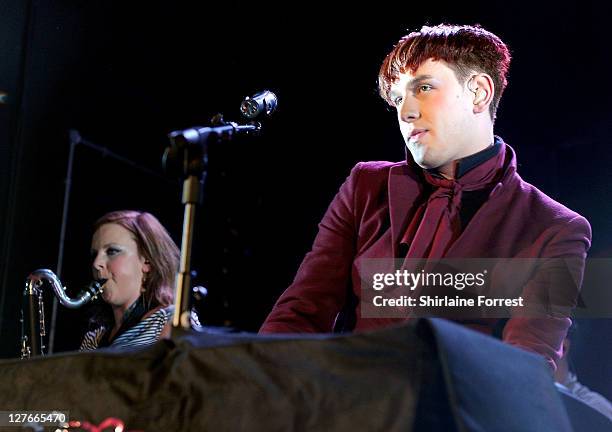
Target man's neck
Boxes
[436,135,498,180]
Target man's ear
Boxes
[468,73,494,114]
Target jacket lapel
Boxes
[388,163,425,257]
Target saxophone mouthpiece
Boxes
[94,279,107,292]
[88,279,107,300]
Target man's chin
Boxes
[414,159,432,169]
[411,155,441,170]
[408,150,448,171]
[407,144,437,168]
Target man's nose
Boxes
[398,96,420,123]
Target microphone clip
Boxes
[163,90,274,179]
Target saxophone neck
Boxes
[25,269,105,309]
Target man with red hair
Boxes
[260,24,591,371]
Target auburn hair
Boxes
[93,210,179,309]
[378,24,511,120]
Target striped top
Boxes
[80,305,174,351]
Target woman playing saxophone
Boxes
[80,210,179,350]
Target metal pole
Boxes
[172,175,203,329]
[48,132,77,354]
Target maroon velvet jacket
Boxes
[260,143,591,369]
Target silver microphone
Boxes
[240,90,278,119]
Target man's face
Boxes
[389,58,480,177]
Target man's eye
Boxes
[418,84,433,92]
[106,247,120,256]
[393,96,403,106]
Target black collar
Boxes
[427,137,502,179]
[98,296,148,347]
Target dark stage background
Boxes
[0,0,610,398]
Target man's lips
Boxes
[409,129,428,141]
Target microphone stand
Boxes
[165,117,260,330]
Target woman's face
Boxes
[91,223,150,310]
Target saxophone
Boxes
[20,269,106,359]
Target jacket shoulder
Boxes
[514,176,591,236]
[350,160,407,181]
[344,160,408,192]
